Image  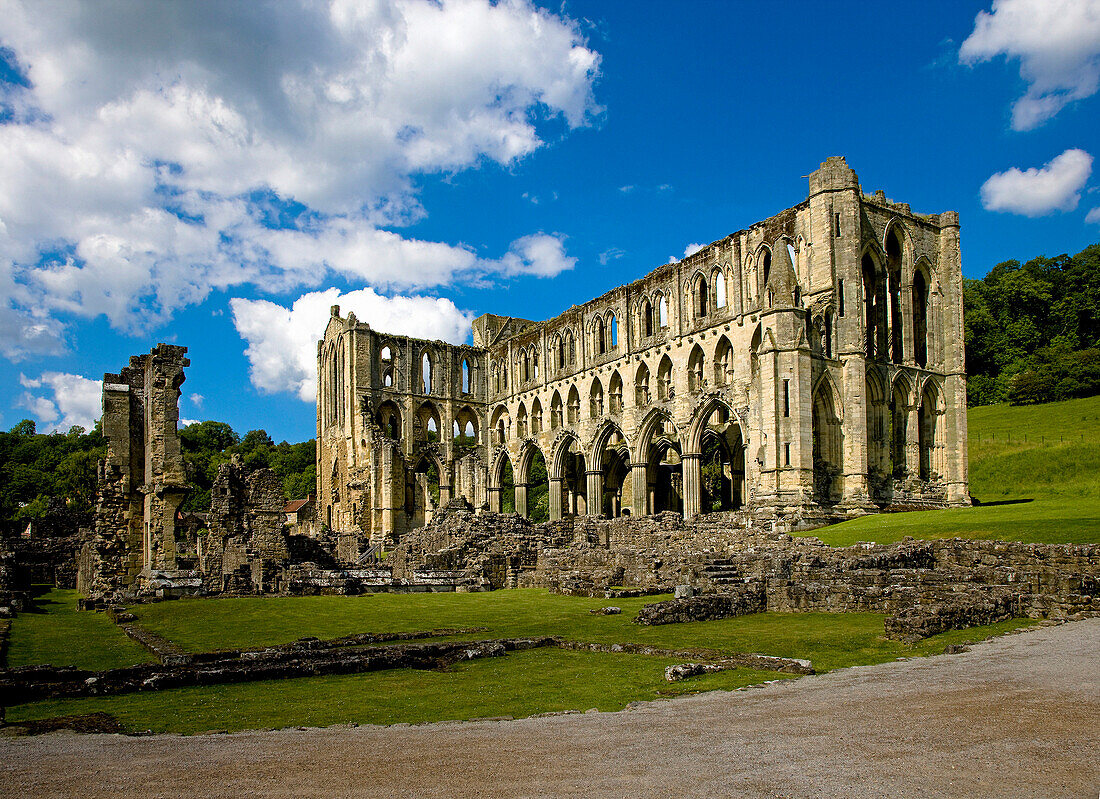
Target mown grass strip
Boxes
[6,588,154,671]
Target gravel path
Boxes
[2,619,1098,799]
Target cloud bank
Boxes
[0,0,599,359]
[980,149,1093,215]
[960,0,1100,130]
[231,288,475,402]
[17,371,102,432]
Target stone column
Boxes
[630,463,648,516]
[549,477,563,521]
[585,470,603,516]
[488,486,502,513]
[515,483,528,518]
[905,403,920,477]
[681,453,701,518]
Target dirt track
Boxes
[2,618,1098,799]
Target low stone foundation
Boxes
[388,507,1100,638]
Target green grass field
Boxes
[817,395,1100,546]
[5,588,1032,734]
[5,588,155,670]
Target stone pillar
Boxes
[585,470,603,516]
[630,463,648,516]
[905,403,920,477]
[515,483,528,518]
[681,453,701,518]
[549,477,563,521]
[439,484,453,505]
[488,486,502,513]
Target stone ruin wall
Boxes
[78,345,316,606]
[317,157,972,563]
[389,508,1100,632]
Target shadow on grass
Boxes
[970,498,1035,507]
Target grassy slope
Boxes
[817,395,1100,546]
[5,588,154,670]
[7,589,1029,734]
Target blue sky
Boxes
[1,0,1098,443]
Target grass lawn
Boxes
[5,587,155,670]
[817,395,1100,546]
[5,591,1031,734]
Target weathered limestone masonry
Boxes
[319,158,970,559]
[389,507,1099,637]
[78,345,192,604]
[198,457,289,594]
[79,346,305,605]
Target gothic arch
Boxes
[588,419,629,471]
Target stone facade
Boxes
[79,346,304,604]
[78,345,192,602]
[319,158,970,558]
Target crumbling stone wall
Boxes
[200,458,290,593]
[392,510,1099,632]
[78,344,190,605]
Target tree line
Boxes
[0,419,315,531]
[964,241,1100,406]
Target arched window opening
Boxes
[812,385,844,504]
[714,337,732,386]
[714,269,727,309]
[377,401,401,440]
[421,352,432,394]
[590,378,604,418]
[697,404,744,513]
[862,254,880,360]
[891,379,910,479]
[914,269,929,368]
[887,231,903,363]
[426,416,438,441]
[383,369,393,387]
[567,386,580,424]
[550,391,563,430]
[918,382,940,481]
[762,251,772,294]
[532,348,539,381]
[688,346,705,393]
[694,274,709,318]
[516,403,529,438]
[531,399,543,435]
[642,299,654,337]
[635,363,651,406]
[610,314,618,349]
[609,371,623,414]
[524,449,550,523]
[595,317,606,354]
[657,356,673,401]
[462,359,471,394]
[824,311,834,358]
[557,335,566,369]
[658,295,669,328]
[567,330,576,363]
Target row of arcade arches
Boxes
[488,400,748,521]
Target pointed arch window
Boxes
[714,269,727,309]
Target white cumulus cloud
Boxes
[1086,207,1100,223]
[231,288,474,402]
[960,0,1100,130]
[0,0,599,357]
[683,243,705,258]
[980,149,1093,216]
[17,371,102,432]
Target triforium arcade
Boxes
[317,157,969,561]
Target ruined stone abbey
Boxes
[318,157,970,561]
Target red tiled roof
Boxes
[284,499,310,513]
